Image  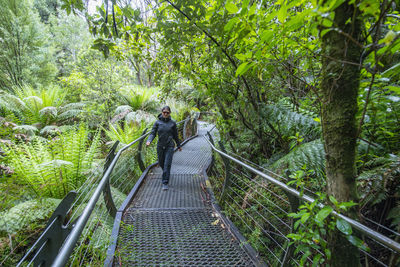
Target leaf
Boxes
[382,30,396,46]
[336,218,352,235]
[384,86,400,95]
[261,30,273,43]
[225,3,239,14]
[212,219,220,225]
[315,206,333,222]
[224,17,240,31]
[301,213,310,223]
[235,62,250,76]
[347,235,370,252]
[235,53,247,61]
[277,6,287,23]
[39,160,74,168]
[382,63,400,77]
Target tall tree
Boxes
[320,2,363,266]
[0,0,57,91]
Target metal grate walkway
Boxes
[113,122,258,266]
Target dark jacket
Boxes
[147,114,181,148]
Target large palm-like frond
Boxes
[120,85,159,112]
[103,120,146,145]
[1,124,101,198]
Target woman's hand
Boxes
[146,141,150,146]
[178,147,182,151]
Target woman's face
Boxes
[161,109,170,118]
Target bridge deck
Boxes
[112,122,257,266]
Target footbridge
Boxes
[16,117,400,266]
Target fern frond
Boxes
[0,198,61,234]
[115,105,133,114]
[59,102,86,112]
[104,121,146,145]
[40,125,60,135]
[13,125,38,136]
[39,106,58,117]
[3,125,101,198]
[272,139,325,180]
[58,109,84,120]
[261,103,320,140]
[125,110,156,125]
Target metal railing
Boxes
[18,115,198,266]
[204,130,400,266]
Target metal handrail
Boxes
[52,118,188,267]
[203,136,400,254]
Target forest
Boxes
[0,0,399,266]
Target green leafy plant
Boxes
[120,85,159,112]
[1,124,101,198]
[287,193,366,266]
[103,120,147,145]
[0,85,67,126]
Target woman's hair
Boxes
[161,106,171,113]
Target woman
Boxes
[146,106,182,190]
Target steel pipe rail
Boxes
[52,118,188,267]
[52,134,148,267]
[203,136,400,254]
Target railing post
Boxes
[136,128,148,172]
[183,116,189,140]
[17,191,77,266]
[192,112,199,136]
[206,131,215,174]
[281,169,300,266]
[218,141,232,202]
[102,141,119,218]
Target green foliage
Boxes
[120,85,159,112]
[1,124,101,198]
[357,156,400,227]
[167,100,199,122]
[103,120,147,145]
[0,198,61,234]
[0,0,57,90]
[60,49,135,122]
[48,10,92,76]
[272,139,326,188]
[287,193,362,266]
[0,85,67,126]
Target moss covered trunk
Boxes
[320,2,362,266]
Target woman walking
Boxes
[146,106,181,190]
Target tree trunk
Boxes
[320,2,362,266]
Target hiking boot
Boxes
[162,184,169,191]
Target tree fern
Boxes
[12,125,38,136]
[125,110,156,125]
[103,120,147,145]
[40,125,60,136]
[1,125,101,198]
[58,102,86,122]
[39,106,58,118]
[271,139,326,183]
[0,85,67,125]
[120,86,159,112]
[261,103,320,142]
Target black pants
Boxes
[157,146,174,185]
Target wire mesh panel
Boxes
[113,121,261,266]
[207,155,295,266]
[205,128,400,267]
[131,174,208,209]
[115,209,255,266]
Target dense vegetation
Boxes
[0,0,399,266]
